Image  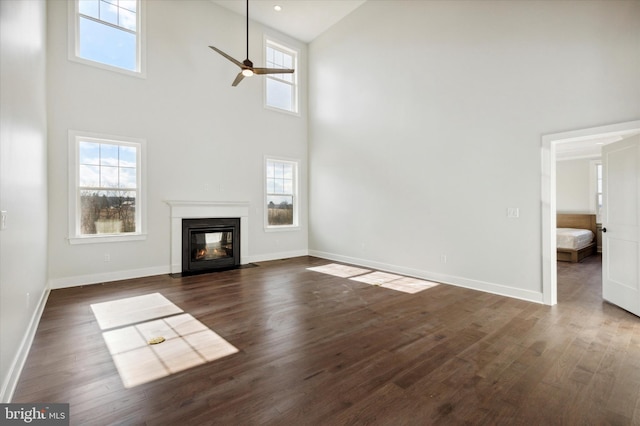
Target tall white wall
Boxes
[0,0,49,402]
[47,0,308,287]
[556,158,595,213]
[308,0,640,301]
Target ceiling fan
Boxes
[209,0,294,87]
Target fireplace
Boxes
[182,218,240,273]
[165,201,249,274]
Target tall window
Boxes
[265,158,298,229]
[69,131,146,243]
[70,0,145,76]
[265,39,298,114]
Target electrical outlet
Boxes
[441,255,447,264]
[1,211,7,230]
[104,253,111,262]
[507,207,520,218]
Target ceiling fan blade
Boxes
[252,68,295,75]
[231,72,245,87]
[209,46,244,68]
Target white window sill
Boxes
[264,104,300,117]
[68,55,146,79]
[264,226,300,233]
[68,233,147,244]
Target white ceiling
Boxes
[211,0,367,43]
[555,129,640,161]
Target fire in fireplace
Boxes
[182,218,240,273]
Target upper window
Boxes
[70,0,145,76]
[69,131,146,243]
[265,158,299,229]
[264,39,298,114]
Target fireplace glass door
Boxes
[182,218,241,273]
[191,230,233,262]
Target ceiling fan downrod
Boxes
[245,0,249,60]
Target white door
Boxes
[602,135,640,316]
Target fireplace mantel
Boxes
[165,200,250,273]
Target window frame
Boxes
[68,0,146,78]
[264,156,300,231]
[590,160,603,223]
[263,37,299,115]
[68,130,147,244]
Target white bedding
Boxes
[557,228,594,250]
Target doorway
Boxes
[541,120,640,305]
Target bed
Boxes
[556,213,597,263]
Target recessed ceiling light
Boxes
[274,5,282,12]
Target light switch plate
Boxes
[1,211,7,230]
[507,207,519,218]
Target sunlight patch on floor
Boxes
[91,293,238,388]
[306,263,371,278]
[376,276,439,293]
[350,271,402,285]
[351,272,439,293]
[91,293,183,330]
[307,263,439,294]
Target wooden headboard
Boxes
[557,213,597,235]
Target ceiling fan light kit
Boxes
[209,0,294,87]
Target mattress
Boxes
[557,228,594,250]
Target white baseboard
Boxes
[1,287,50,403]
[48,250,313,289]
[246,249,309,264]
[308,250,544,304]
[48,249,314,289]
[48,265,171,289]
[46,248,542,299]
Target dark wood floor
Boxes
[12,255,640,425]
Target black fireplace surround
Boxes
[182,217,240,273]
